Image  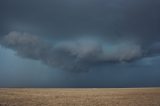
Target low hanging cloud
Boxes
[0,31,152,72]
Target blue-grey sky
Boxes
[0,0,160,87]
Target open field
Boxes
[0,88,160,106]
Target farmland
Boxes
[0,88,160,106]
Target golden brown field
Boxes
[0,88,160,106]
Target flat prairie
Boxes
[0,88,160,106]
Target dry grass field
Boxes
[0,88,160,106]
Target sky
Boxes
[0,0,160,87]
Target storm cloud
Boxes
[0,0,160,87]
[0,31,145,72]
[1,30,160,72]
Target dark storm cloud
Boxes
[1,31,160,72]
[0,31,144,72]
[0,0,160,72]
[1,0,160,88]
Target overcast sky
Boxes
[0,0,160,87]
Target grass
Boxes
[0,88,160,106]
